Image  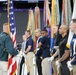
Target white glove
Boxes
[67,61,73,71]
[56,60,60,68]
[17,51,23,57]
[33,54,36,64]
[56,60,61,74]
[19,51,23,54]
[48,56,54,62]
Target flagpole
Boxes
[7,0,10,35]
[7,1,11,75]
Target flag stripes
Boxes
[8,0,17,75]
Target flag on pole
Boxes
[72,0,76,19]
[7,0,17,75]
[61,0,72,25]
[51,0,57,50]
[34,6,40,29]
[67,0,72,25]
[27,9,35,38]
[56,0,60,25]
[44,0,51,27]
[61,0,66,25]
[27,9,36,47]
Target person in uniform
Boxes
[0,23,19,75]
[24,30,34,75]
[67,20,76,75]
[38,29,50,75]
[35,28,42,75]
[49,25,70,75]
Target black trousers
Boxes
[60,62,70,75]
[36,56,42,75]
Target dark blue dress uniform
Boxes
[0,32,18,61]
[41,36,50,58]
[59,34,70,75]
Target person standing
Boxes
[0,23,19,75]
[24,30,34,75]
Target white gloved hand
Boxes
[56,60,60,68]
[48,56,54,62]
[56,60,61,74]
[67,61,73,71]
[33,54,36,64]
[17,51,23,57]
[19,51,23,55]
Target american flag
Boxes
[8,0,17,75]
[9,0,16,47]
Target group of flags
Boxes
[7,0,76,75]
